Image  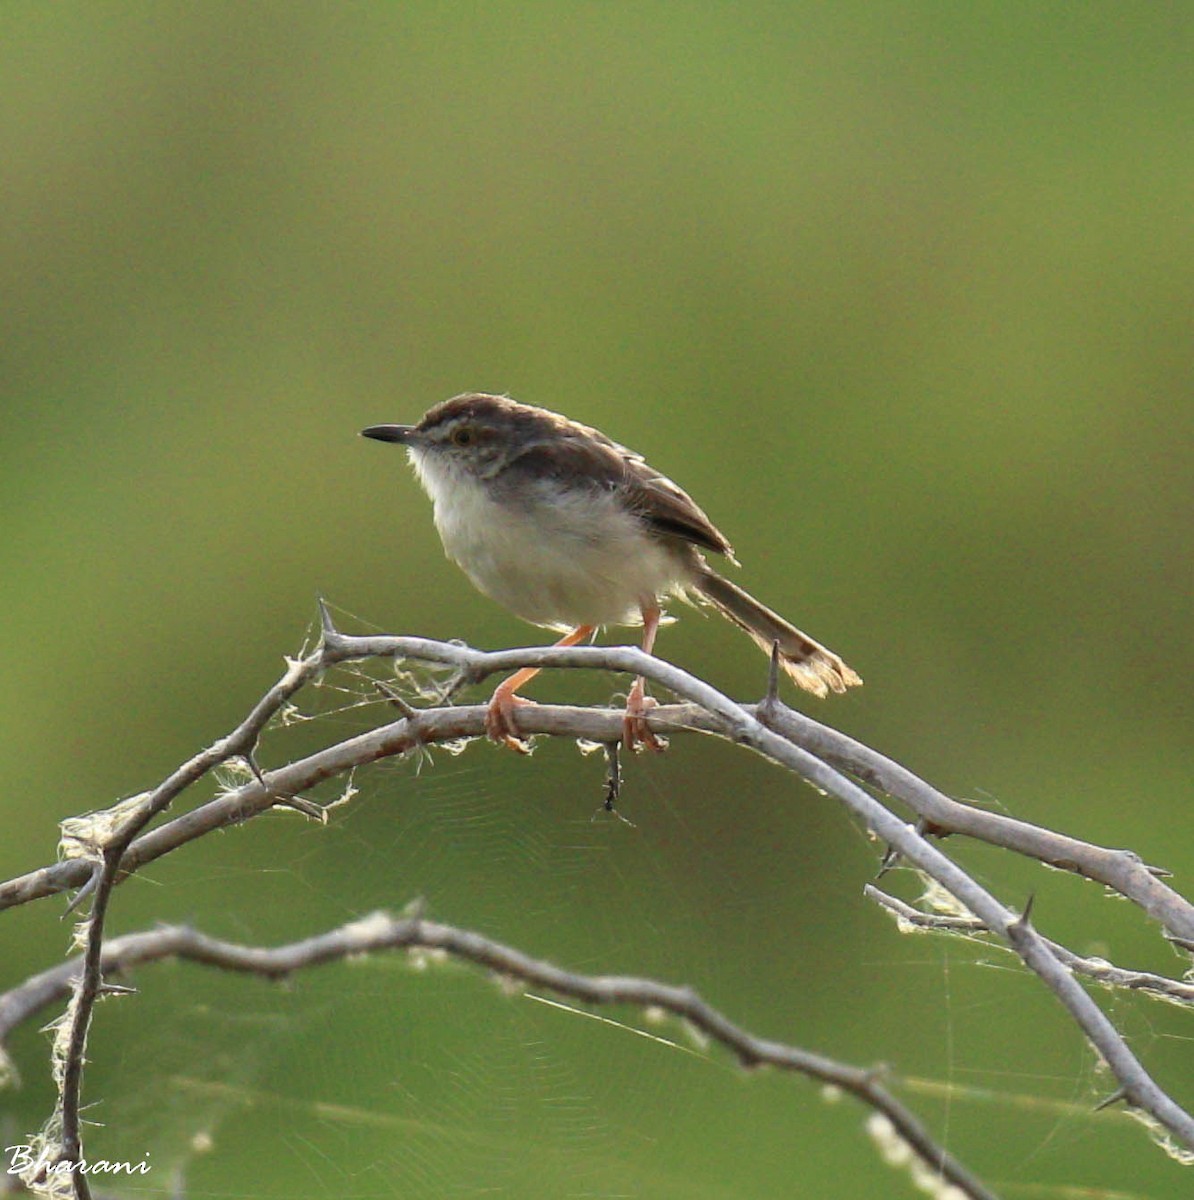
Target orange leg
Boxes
[623,602,665,753]
[487,624,594,752]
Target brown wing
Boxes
[621,455,736,558]
[505,420,736,560]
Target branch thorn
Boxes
[62,865,103,918]
[764,639,781,708]
[244,752,325,822]
[876,819,935,878]
[273,794,328,823]
[317,596,337,639]
[243,752,267,788]
[97,982,137,998]
[1094,1086,1130,1112]
[875,843,900,879]
[374,679,420,719]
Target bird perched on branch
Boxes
[363,393,860,752]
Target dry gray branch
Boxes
[2,607,1192,1198]
[8,653,1191,952]
[758,703,1193,945]
[864,885,1194,1005]
[0,913,998,1200]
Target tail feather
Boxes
[692,567,862,698]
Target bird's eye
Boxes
[451,427,474,447]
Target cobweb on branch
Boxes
[8,607,1189,1198]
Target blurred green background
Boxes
[2,3,1191,1197]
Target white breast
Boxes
[408,448,690,629]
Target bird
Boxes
[362,393,860,752]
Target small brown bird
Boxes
[363,394,860,751]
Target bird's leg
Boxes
[623,602,665,753]
[486,624,594,753]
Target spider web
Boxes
[5,613,1191,1199]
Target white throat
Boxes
[403,446,690,629]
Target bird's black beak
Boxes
[360,424,416,444]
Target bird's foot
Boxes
[623,679,666,753]
[485,688,537,754]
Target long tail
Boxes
[692,566,862,698]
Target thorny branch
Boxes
[756,703,1192,948]
[0,604,1191,1199]
[0,915,1000,1199]
[863,886,1194,1005]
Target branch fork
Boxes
[0,604,1189,1199]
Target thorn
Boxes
[1145,862,1173,878]
[374,679,419,719]
[877,818,940,877]
[1013,892,1036,930]
[875,843,900,878]
[1093,1086,1129,1112]
[245,753,326,822]
[272,794,327,823]
[1164,932,1194,954]
[62,865,103,918]
[97,982,137,998]
[402,896,428,920]
[765,640,781,707]
[243,752,267,788]
[317,596,336,638]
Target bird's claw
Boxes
[485,691,536,754]
[623,684,666,753]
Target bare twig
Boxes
[3,614,1192,1188]
[0,914,1000,1200]
[756,703,1193,945]
[0,702,703,910]
[46,642,329,1195]
[864,886,1194,1005]
[6,657,1192,950]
